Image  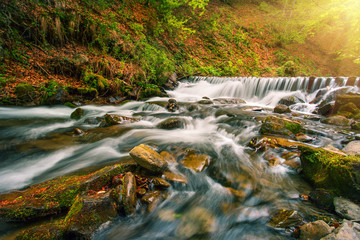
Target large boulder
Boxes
[260,115,303,137]
[320,115,353,126]
[129,144,168,173]
[63,192,117,239]
[317,103,334,116]
[300,146,360,200]
[299,220,332,240]
[321,220,360,239]
[70,108,85,120]
[181,151,211,172]
[332,94,360,117]
[343,141,360,156]
[334,197,360,220]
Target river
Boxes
[0,77,359,239]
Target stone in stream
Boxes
[152,177,171,188]
[160,151,177,163]
[175,207,215,238]
[260,115,303,137]
[181,151,211,172]
[320,115,353,126]
[332,94,360,115]
[343,141,360,156]
[300,146,360,200]
[274,104,291,114]
[321,220,360,239]
[317,103,334,116]
[295,133,313,142]
[163,171,188,184]
[63,192,117,239]
[267,209,304,228]
[166,99,179,112]
[308,188,335,212]
[213,98,246,104]
[122,172,137,215]
[279,96,296,106]
[101,114,139,127]
[334,197,360,220]
[157,117,186,129]
[299,220,332,240]
[141,190,163,212]
[197,99,213,105]
[70,107,85,120]
[129,144,168,173]
[0,162,136,222]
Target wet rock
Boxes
[332,94,360,115]
[79,125,131,143]
[343,141,360,156]
[260,115,303,137]
[264,152,281,167]
[283,159,301,169]
[152,177,171,188]
[299,220,332,240]
[121,172,137,215]
[267,209,304,228]
[321,220,360,239]
[63,192,117,239]
[181,151,210,172]
[322,145,347,156]
[108,96,126,104]
[334,197,360,220]
[197,99,213,105]
[0,161,134,222]
[274,104,291,114]
[175,207,215,238]
[321,115,352,126]
[309,189,335,212]
[157,117,186,129]
[295,133,313,142]
[136,188,147,196]
[129,144,168,173]
[166,99,179,112]
[141,191,162,212]
[160,151,177,164]
[213,98,246,104]
[163,171,188,184]
[73,128,84,135]
[14,220,65,239]
[279,96,296,106]
[186,104,199,112]
[70,108,85,120]
[300,146,360,200]
[84,117,102,125]
[317,103,334,116]
[110,185,123,207]
[101,114,138,127]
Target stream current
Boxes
[0,76,359,239]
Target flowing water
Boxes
[0,77,359,239]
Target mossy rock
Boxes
[0,162,136,222]
[77,87,98,98]
[15,219,65,240]
[299,146,360,200]
[63,192,117,239]
[70,108,85,120]
[332,94,360,115]
[157,117,186,129]
[15,83,35,101]
[260,115,303,137]
[139,88,168,99]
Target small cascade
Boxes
[168,76,359,105]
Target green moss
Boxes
[64,197,83,224]
[300,146,360,200]
[82,68,109,92]
[284,121,302,134]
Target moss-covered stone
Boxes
[70,108,84,120]
[0,162,137,222]
[260,115,303,137]
[15,219,65,240]
[15,83,35,102]
[332,94,360,115]
[299,146,360,200]
[63,192,117,239]
[157,117,186,129]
